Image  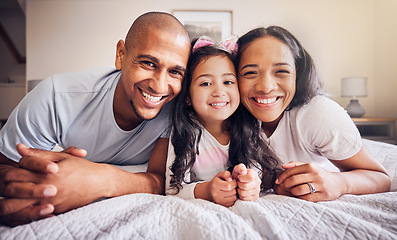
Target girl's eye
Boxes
[224,80,235,85]
[199,82,211,87]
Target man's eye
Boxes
[170,70,183,77]
[142,61,155,68]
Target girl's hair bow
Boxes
[192,35,238,56]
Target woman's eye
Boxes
[241,71,259,78]
[276,70,291,75]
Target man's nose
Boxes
[151,70,169,94]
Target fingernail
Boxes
[40,205,54,216]
[43,186,57,197]
[47,163,59,173]
[275,179,280,184]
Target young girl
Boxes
[236,26,391,202]
[163,36,280,207]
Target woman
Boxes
[236,26,390,202]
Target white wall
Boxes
[26,0,397,118]
[374,0,397,118]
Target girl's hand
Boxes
[232,164,261,202]
[275,161,344,202]
[209,171,237,207]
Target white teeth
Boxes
[210,102,227,107]
[257,97,277,104]
[142,91,162,103]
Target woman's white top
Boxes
[262,95,362,172]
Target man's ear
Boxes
[115,40,126,70]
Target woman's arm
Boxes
[275,144,391,202]
[330,143,390,195]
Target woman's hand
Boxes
[232,164,261,202]
[209,171,238,207]
[274,161,345,202]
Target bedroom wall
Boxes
[25,0,397,118]
[374,0,397,118]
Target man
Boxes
[0,12,191,226]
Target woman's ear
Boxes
[115,40,126,70]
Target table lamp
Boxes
[341,77,367,118]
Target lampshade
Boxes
[341,77,367,98]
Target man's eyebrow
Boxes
[136,54,159,64]
[136,54,186,72]
[174,65,186,73]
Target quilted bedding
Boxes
[1,139,396,240]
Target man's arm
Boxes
[0,139,169,226]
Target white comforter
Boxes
[1,139,396,240]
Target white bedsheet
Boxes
[1,139,396,239]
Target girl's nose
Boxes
[212,85,226,97]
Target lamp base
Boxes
[346,99,365,118]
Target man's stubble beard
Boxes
[129,100,160,120]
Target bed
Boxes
[1,139,396,239]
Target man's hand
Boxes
[18,144,87,173]
[0,144,88,226]
[209,171,238,207]
[16,146,111,214]
[232,164,261,202]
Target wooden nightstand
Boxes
[352,118,396,145]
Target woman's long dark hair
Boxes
[170,39,281,193]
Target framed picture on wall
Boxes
[173,10,232,42]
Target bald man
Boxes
[0,12,191,226]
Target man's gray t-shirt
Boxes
[0,66,171,165]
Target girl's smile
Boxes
[190,55,239,129]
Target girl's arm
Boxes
[275,144,391,202]
[194,171,238,207]
[231,164,261,202]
